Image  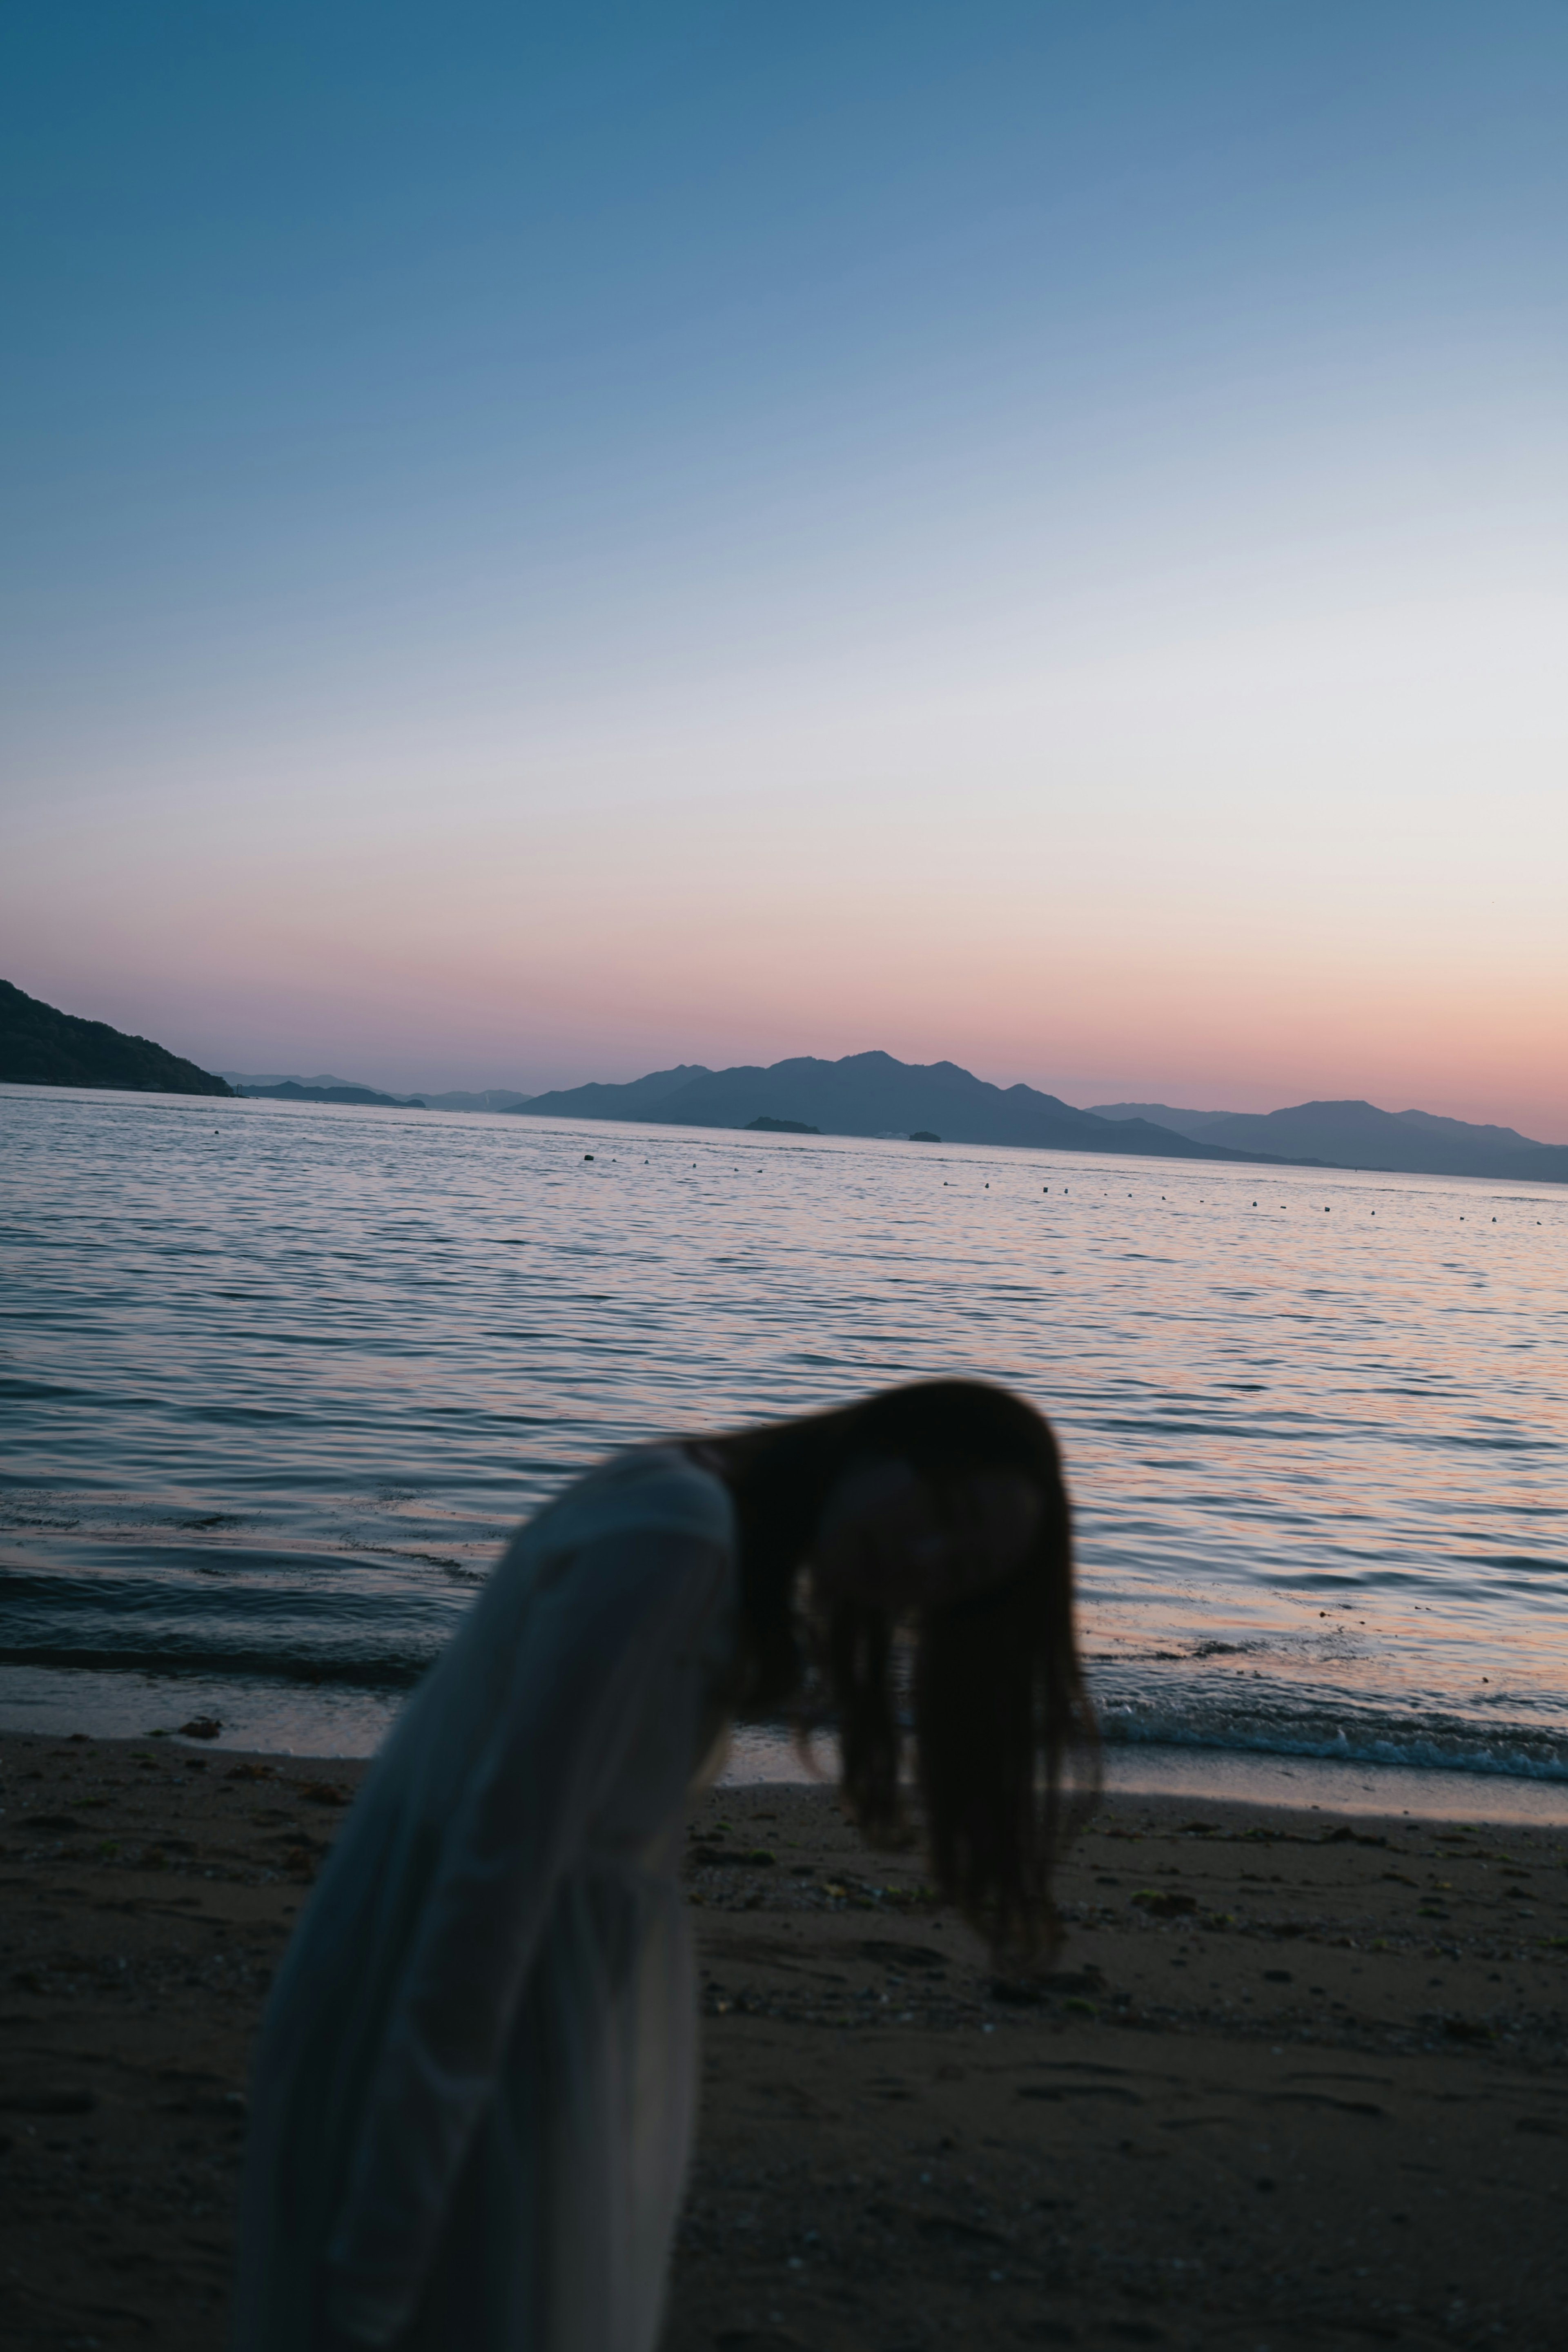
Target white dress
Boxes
[232,1445,737,2352]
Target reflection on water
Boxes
[2,1083,1566,1779]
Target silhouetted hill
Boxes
[514,1051,1287,1162]
[1091,1097,1561,1180]
[220,1069,368,1092]
[514,1063,713,1119]
[0,979,232,1097]
[234,1080,424,1108]
[1090,1101,1250,1141]
[1480,1145,1568,1184]
[225,1070,515,1111]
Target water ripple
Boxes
[2,1081,1566,1771]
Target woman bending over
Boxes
[233,1377,1097,2352]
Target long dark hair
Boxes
[703,1379,1098,1954]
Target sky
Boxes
[3,3,1566,1132]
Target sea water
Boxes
[2,1083,1566,1809]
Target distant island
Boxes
[1091,1098,1568,1185]
[9,985,1563,1184]
[512,1050,1289,1164]
[221,1075,530,1114]
[0,977,232,1096]
[232,1079,425,1109]
[509,1051,1567,1179]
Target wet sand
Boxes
[2,1734,1565,2350]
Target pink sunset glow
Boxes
[4,9,1564,1139]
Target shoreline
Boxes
[726,1723,1568,1830]
[4,1665,1567,1830]
[2,1732,1565,2348]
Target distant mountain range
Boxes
[1,977,231,1096]
[513,1052,1568,1180]
[9,983,1564,1184]
[220,1074,531,1113]
[220,1069,376,1092]
[1091,1099,1568,1183]
[513,1052,1287,1164]
[230,1078,427,1108]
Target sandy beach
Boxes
[2,1734,1565,2352]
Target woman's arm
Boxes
[322,1526,731,2345]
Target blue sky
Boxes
[4,4,1565,1124]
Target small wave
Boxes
[1459,1552,1567,1577]
[1099,1703,1568,1782]
[0,1641,432,1689]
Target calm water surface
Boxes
[2,1084,1566,1782]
